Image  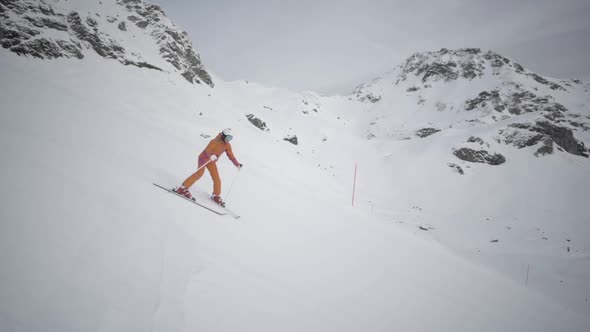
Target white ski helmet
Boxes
[221,128,233,142]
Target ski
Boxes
[153,183,227,216]
[192,190,241,219]
[223,206,240,219]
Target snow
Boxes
[2,2,590,327]
[1,48,589,331]
[342,50,590,318]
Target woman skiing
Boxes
[175,128,242,207]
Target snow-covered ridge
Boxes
[0,0,213,86]
[398,48,568,89]
[355,48,575,94]
[352,48,590,161]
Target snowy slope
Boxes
[1,49,589,332]
[346,48,590,315]
[1,1,590,331]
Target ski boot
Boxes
[212,195,226,207]
[174,186,194,201]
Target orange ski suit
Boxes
[182,134,240,196]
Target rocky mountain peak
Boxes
[353,48,590,163]
[354,48,571,100]
[0,0,213,86]
[398,48,525,83]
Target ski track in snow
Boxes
[151,226,166,332]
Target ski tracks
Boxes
[150,223,203,332]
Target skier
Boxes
[174,128,242,207]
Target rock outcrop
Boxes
[453,148,506,165]
[246,114,269,132]
[499,121,589,158]
[416,128,441,138]
[283,135,298,145]
[0,0,213,86]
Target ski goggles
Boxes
[224,134,233,142]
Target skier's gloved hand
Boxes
[210,155,218,161]
[238,163,243,170]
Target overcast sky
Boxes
[159,0,590,94]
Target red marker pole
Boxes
[352,163,357,207]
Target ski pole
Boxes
[195,155,217,172]
[224,168,240,203]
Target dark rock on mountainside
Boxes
[417,62,460,82]
[498,120,588,157]
[0,0,213,86]
[398,49,511,83]
[534,138,554,157]
[355,92,381,103]
[465,90,505,112]
[465,89,568,116]
[416,128,441,138]
[530,73,565,91]
[467,136,486,145]
[498,127,546,149]
[246,114,269,132]
[531,121,588,157]
[397,48,566,90]
[68,12,125,59]
[284,135,298,145]
[122,59,162,71]
[453,148,506,165]
[448,163,464,175]
[519,122,587,157]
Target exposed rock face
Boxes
[354,48,570,105]
[531,121,588,156]
[283,135,298,145]
[0,0,213,86]
[300,97,321,114]
[529,73,565,91]
[467,136,486,145]
[352,76,383,104]
[0,0,83,59]
[398,48,509,83]
[418,61,460,82]
[465,90,504,112]
[353,89,381,103]
[67,12,125,59]
[498,127,546,149]
[246,114,269,132]
[453,148,506,165]
[416,128,441,138]
[448,163,464,175]
[122,59,162,71]
[534,138,554,157]
[397,48,565,91]
[465,89,567,116]
[498,120,588,158]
